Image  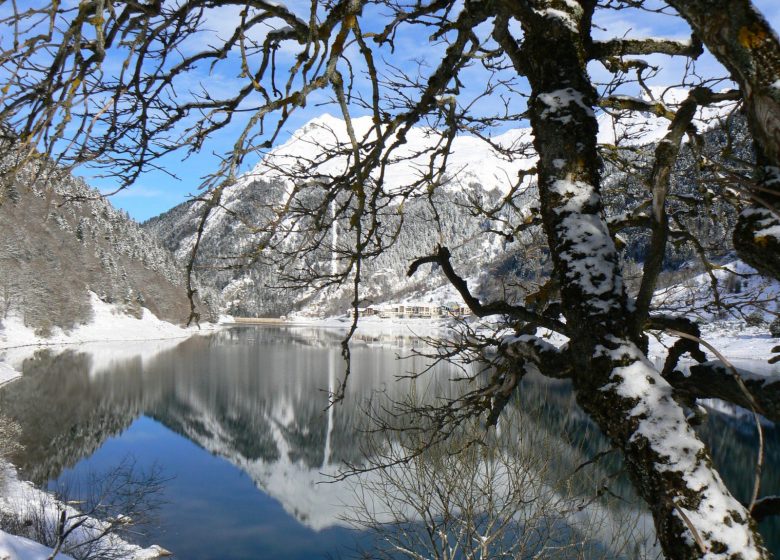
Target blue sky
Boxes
[69,1,780,222]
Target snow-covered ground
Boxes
[653,260,779,322]
[0,363,18,389]
[647,260,780,379]
[645,321,779,375]
[0,530,75,560]
[2,293,199,350]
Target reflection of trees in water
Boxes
[0,349,143,484]
[140,328,465,471]
[0,328,456,482]
[512,375,632,495]
[1,327,777,552]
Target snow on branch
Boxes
[500,333,572,379]
[664,361,780,425]
[589,35,703,60]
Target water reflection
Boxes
[0,326,777,557]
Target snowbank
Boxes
[1,293,194,350]
[0,529,75,560]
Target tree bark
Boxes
[501,1,770,557]
[667,0,780,280]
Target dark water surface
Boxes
[1,326,778,558]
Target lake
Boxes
[1,326,778,558]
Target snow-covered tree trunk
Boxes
[667,0,780,281]
[509,2,769,557]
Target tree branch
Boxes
[500,333,573,380]
[751,496,780,523]
[665,361,780,424]
[407,245,568,334]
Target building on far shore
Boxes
[349,301,470,319]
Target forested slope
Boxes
[0,148,195,334]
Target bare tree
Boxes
[347,406,659,559]
[2,0,780,557]
[0,457,167,560]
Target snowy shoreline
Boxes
[0,295,221,559]
[0,293,229,387]
[0,463,170,560]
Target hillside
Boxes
[0,147,197,336]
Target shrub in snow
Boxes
[745,311,766,327]
[0,458,167,560]
[770,317,780,338]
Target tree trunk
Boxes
[667,0,780,280]
[505,1,770,557]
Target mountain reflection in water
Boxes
[1,326,778,558]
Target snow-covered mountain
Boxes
[144,117,543,316]
[144,89,744,317]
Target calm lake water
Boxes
[1,326,778,558]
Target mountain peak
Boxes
[300,112,344,131]
[296,112,378,141]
